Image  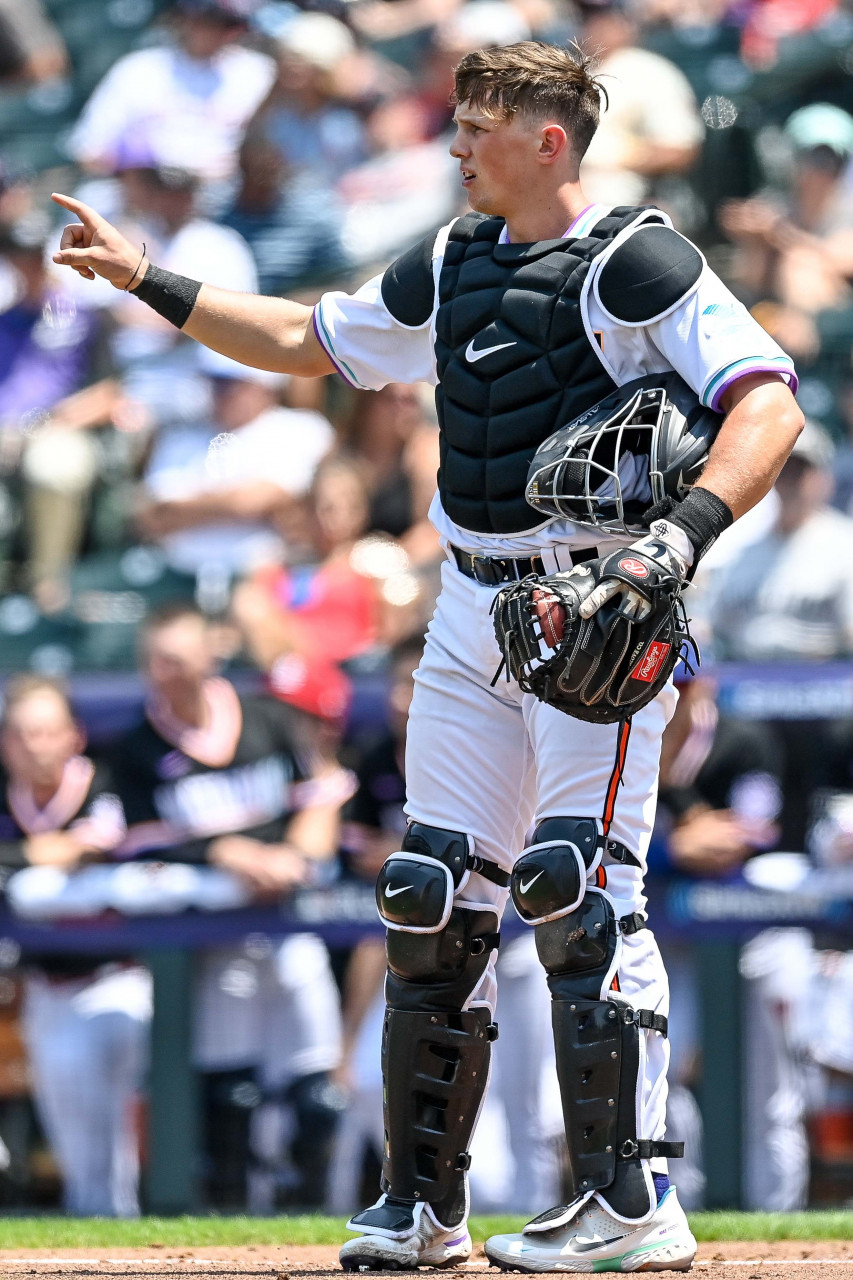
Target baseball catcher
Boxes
[51,36,804,1275]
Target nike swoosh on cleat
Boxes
[518,869,545,894]
[465,339,516,363]
[572,1235,626,1252]
[384,884,413,898]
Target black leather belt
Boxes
[451,543,544,585]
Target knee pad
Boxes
[511,817,605,925]
[378,822,506,1012]
[378,821,509,933]
[532,889,681,1223]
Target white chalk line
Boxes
[0,1260,852,1270]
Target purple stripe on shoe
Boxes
[445,1235,468,1246]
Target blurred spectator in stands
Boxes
[234,446,438,664]
[268,651,355,783]
[342,383,434,539]
[73,139,258,328]
[738,0,840,70]
[0,0,66,84]
[406,2,532,141]
[655,674,783,881]
[60,148,259,483]
[233,455,386,669]
[721,104,853,315]
[0,676,148,1217]
[339,634,420,883]
[329,633,421,1212]
[220,132,350,296]
[829,385,853,514]
[250,13,367,185]
[112,602,346,1207]
[66,0,275,186]
[802,714,853,1196]
[651,672,799,1211]
[705,421,853,660]
[739,927,816,1210]
[138,347,333,585]
[0,211,103,606]
[398,407,442,575]
[346,389,443,618]
[576,0,703,206]
[252,651,354,1210]
[806,948,853,1194]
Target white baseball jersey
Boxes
[314,202,797,558]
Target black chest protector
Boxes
[434,206,662,535]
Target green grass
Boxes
[689,1211,853,1241]
[0,1212,851,1248]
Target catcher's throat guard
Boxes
[525,372,722,538]
[491,549,697,723]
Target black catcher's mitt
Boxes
[491,548,695,723]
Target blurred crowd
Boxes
[0,0,851,1219]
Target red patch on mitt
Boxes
[630,640,671,683]
[532,587,566,648]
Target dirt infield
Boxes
[1,1242,853,1279]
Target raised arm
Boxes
[51,192,335,378]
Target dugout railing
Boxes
[1,870,851,1213]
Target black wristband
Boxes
[663,487,733,561]
[133,264,202,329]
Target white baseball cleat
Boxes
[340,1195,472,1271]
[484,1186,697,1273]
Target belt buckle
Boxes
[472,554,500,585]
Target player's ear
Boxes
[538,123,569,164]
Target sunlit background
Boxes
[0,0,850,1219]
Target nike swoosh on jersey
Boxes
[465,339,517,363]
[384,884,414,898]
[518,869,545,895]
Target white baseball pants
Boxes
[22,965,152,1217]
[404,558,677,1166]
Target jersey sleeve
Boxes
[110,736,184,859]
[313,227,447,390]
[643,266,798,410]
[343,770,382,830]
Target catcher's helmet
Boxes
[525,372,722,536]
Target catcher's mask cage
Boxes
[525,372,723,537]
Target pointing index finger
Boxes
[51,192,103,229]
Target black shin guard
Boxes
[359,825,505,1230]
[380,1004,494,1225]
[532,890,681,1222]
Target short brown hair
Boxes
[453,42,606,160]
[143,600,206,634]
[1,675,74,727]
